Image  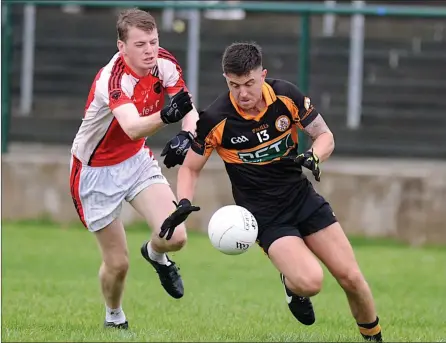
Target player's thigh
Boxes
[303,207,365,291]
[130,183,187,243]
[260,226,323,293]
[94,218,129,273]
[70,157,125,232]
[128,158,186,238]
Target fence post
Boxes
[2,2,13,153]
[298,12,311,154]
[186,9,201,107]
[19,4,36,116]
[346,0,365,129]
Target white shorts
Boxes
[69,147,169,232]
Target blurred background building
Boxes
[5,0,446,158]
[2,1,446,243]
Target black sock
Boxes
[357,316,382,342]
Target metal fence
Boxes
[2,1,446,157]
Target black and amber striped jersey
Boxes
[191,78,320,224]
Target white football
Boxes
[208,205,258,255]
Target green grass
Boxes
[2,222,446,342]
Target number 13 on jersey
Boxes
[256,129,270,143]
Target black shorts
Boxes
[256,181,338,254]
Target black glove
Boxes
[159,199,201,240]
[160,130,194,168]
[282,149,321,182]
[160,89,193,124]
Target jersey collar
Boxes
[229,82,277,122]
[120,53,152,79]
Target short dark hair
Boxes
[222,42,263,76]
[117,8,157,42]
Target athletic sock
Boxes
[147,241,171,266]
[358,316,383,342]
[105,306,126,324]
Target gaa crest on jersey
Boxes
[110,89,122,101]
[154,81,162,94]
[275,115,291,132]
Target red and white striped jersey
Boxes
[71,47,187,167]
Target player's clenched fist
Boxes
[160,89,193,124]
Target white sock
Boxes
[105,306,126,324]
[147,241,171,266]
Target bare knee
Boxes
[287,267,323,297]
[167,228,187,251]
[155,225,187,251]
[102,255,129,279]
[95,220,129,280]
[269,236,323,297]
[336,268,366,293]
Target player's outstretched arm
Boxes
[158,108,217,240]
[177,149,209,202]
[158,149,207,240]
[113,89,193,140]
[181,104,200,135]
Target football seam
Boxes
[217,225,235,247]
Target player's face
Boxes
[118,26,159,74]
[224,67,267,111]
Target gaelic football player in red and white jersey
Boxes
[70,8,200,329]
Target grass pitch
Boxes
[2,221,446,342]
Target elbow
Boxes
[315,130,335,158]
[118,119,141,140]
[127,130,142,141]
[329,131,335,152]
[125,125,144,141]
[179,162,201,180]
[326,131,335,156]
[179,163,198,177]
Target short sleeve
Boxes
[157,48,188,97]
[93,71,133,111]
[191,111,225,157]
[107,88,132,111]
[107,75,134,111]
[286,83,319,128]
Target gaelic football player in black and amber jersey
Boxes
[160,42,383,342]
